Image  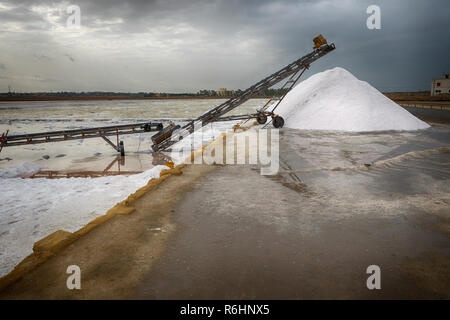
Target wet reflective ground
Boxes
[132,123,450,299]
[276,125,450,203]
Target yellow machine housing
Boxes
[313,34,327,49]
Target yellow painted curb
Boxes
[0,164,184,292]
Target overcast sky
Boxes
[0,0,449,93]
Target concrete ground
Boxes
[129,163,450,299]
[1,124,449,299]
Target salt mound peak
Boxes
[275,67,430,132]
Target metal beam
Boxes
[1,122,163,148]
[151,42,336,151]
[101,136,119,152]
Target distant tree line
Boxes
[0,88,290,99]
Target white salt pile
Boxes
[275,67,430,132]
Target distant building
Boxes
[431,74,450,96]
[217,88,227,96]
[216,88,236,97]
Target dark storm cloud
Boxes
[0,0,449,92]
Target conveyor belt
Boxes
[151,40,336,151]
[1,122,163,154]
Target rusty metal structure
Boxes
[151,35,335,151]
[0,122,162,155]
[29,156,141,178]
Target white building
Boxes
[431,74,450,96]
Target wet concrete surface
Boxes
[132,125,450,299]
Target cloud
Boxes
[0,0,448,92]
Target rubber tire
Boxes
[257,113,268,124]
[272,116,285,128]
[120,141,125,156]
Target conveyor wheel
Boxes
[272,116,285,128]
[257,113,268,124]
[120,141,125,156]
